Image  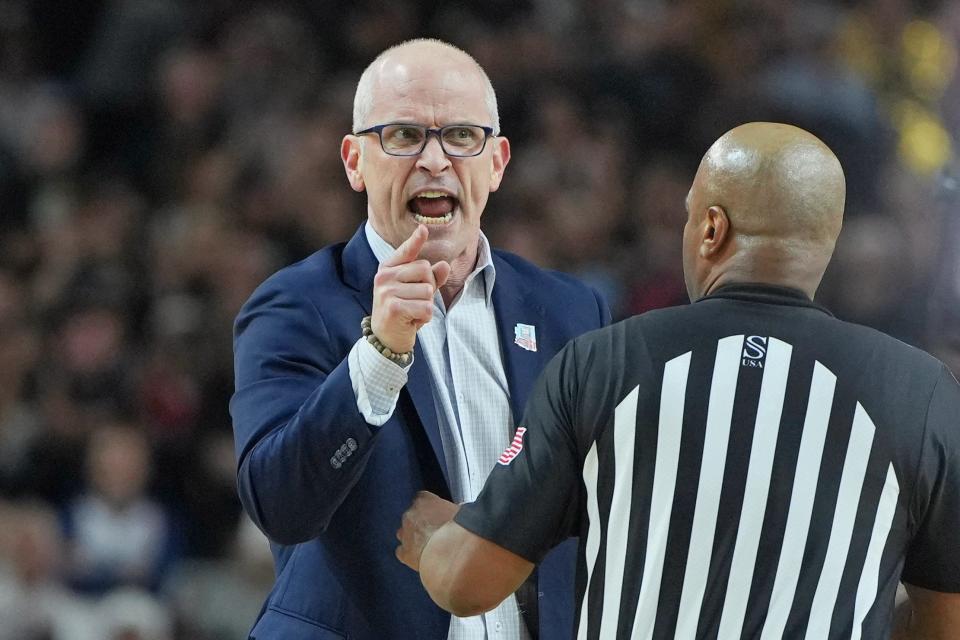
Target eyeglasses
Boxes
[354,123,495,157]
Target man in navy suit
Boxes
[231,38,610,639]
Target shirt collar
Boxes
[696,282,834,316]
[364,221,496,307]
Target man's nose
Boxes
[416,135,451,175]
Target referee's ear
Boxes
[699,205,730,259]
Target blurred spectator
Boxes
[621,156,692,317]
[6,302,137,504]
[0,272,41,494]
[820,213,930,344]
[0,501,100,640]
[928,163,960,375]
[62,423,177,595]
[98,587,173,640]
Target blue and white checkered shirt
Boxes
[347,222,531,640]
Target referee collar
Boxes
[696,282,834,316]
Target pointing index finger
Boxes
[382,224,428,268]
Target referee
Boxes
[396,123,960,639]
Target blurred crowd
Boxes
[0,0,958,638]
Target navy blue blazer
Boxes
[231,225,611,639]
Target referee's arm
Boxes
[423,518,534,617]
[396,342,585,616]
[891,585,960,639]
[893,365,960,639]
[395,491,534,617]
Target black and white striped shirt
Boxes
[456,283,960,639]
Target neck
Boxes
[439,237,482,307]
[439,284,460,308]
[703,275,813,298]
[702,243,830,300]
[439,252,479,307]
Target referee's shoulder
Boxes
[829,314,949,377]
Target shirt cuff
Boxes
[348,337,412,427]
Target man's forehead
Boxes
[374,54,480,93]
[369,58,488,120]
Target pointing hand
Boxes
[371,225,450,355]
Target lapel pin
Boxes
[514,323,537,352]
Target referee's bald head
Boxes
[683,122,846,301]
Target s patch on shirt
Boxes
[497,427,527,465]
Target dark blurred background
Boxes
[0,1,957,638]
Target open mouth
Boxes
[408,191,458,225]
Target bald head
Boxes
[694,122,845,244]
[683,123,847,299]
[352,38,499,134]
[694,122,846,246]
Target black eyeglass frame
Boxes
[353,123,496,157]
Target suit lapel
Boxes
[403,343,449,488]
[341,225,378,315]
[341,225,449,487]
[491,254,551,425]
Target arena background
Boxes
[0,1,957,638]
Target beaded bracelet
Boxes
[361,316,413,366]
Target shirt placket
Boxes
[427,302,470,505]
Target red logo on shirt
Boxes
[497,427,527,465]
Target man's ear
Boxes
[699,205,730,258]
[488,136,510,192]
[342,135,365,192]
